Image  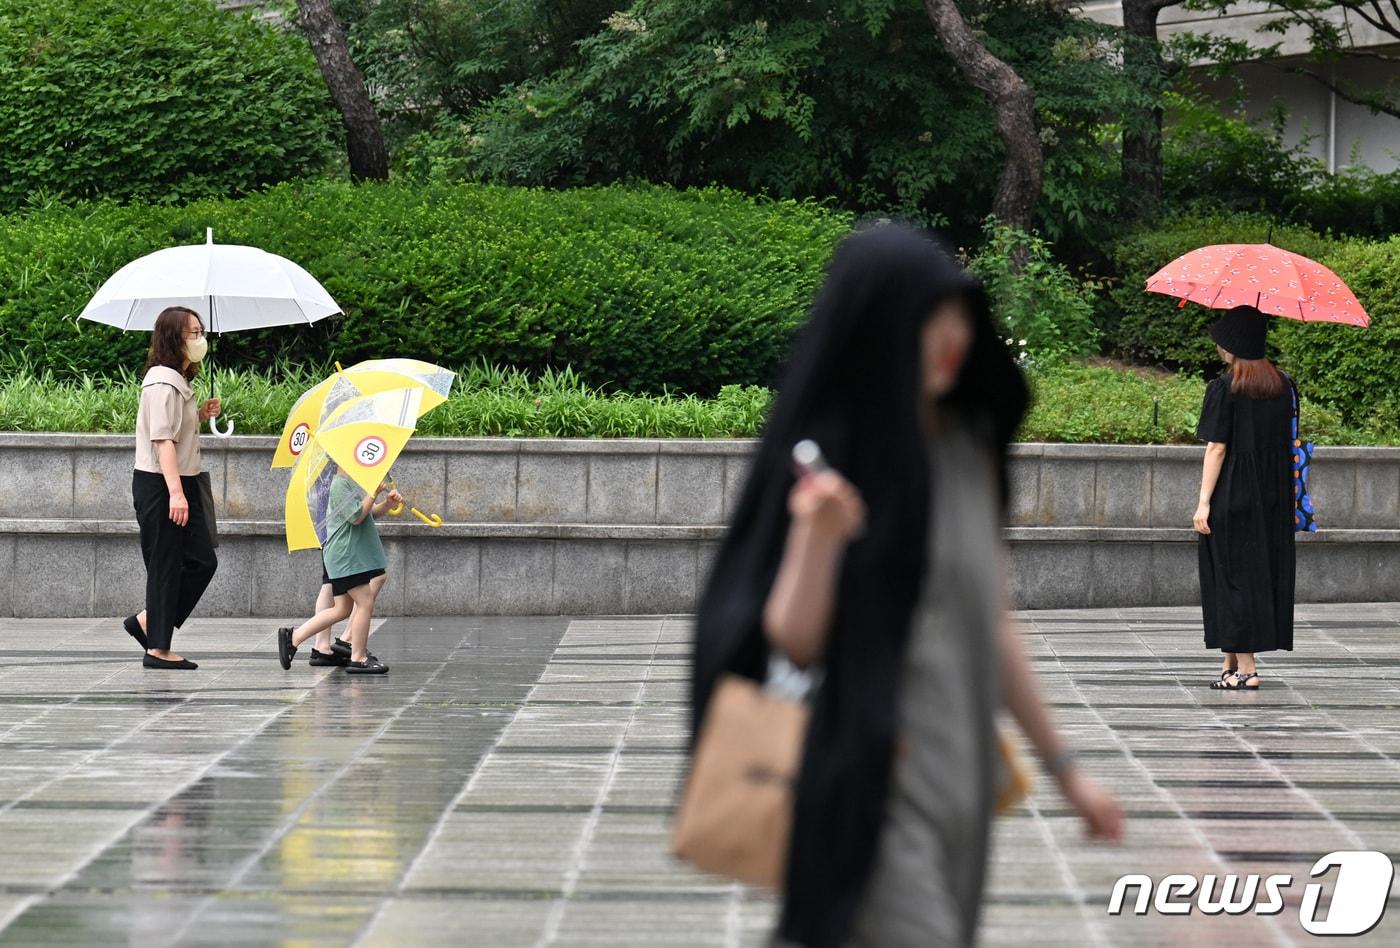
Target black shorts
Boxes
[329,568,385,597]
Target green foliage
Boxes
[382,0,1155,252]
[0,360,774,438]
[6,358,1391,444]
[968,223,1100,359]
[0,0,337,211]
[1271,237,1400,431]
[1107,213,1334,373]
[1294,166,1400,239]
[334,0,618,149]
[1020,360,1372,444]
[1021,361,1205,443]
[0,180,851,395]
[1163,91,1400,239]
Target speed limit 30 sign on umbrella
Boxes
[271,359,455,469]
[283,386,425,552]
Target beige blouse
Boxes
[134,366,201,477]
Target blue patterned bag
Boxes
[1290,382,1317,532]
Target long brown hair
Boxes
[1228,356,1286,400]
[145,306,202,381]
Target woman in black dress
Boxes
[1193,305,1296,689]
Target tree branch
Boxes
[1267,60,1400,120]
[921,0,1043,230]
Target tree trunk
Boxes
[1121,0,1178,218]
[296,0,389,181]
[922,0,1043,232]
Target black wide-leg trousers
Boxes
[132,471,218,650]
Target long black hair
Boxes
[691,222,1028,946]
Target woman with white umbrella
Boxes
[81,229,342,664]
[124,306,221,669]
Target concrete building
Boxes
[1081,1,1400,172]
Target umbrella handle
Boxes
[410,507,443,528]
[209,416,235,438]
[388,500,404,516]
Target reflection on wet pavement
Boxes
[1,606,1399,945]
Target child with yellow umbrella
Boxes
[279,386,433,675]
[280,467,400,674]
[275,360,454,667]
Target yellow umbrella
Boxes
[272,358,455,469]
[284,439,331,552]
[283,386,425,551]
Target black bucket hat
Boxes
[1209,305,1268,360]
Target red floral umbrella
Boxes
[1145,243,1369,327]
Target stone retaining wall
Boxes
[0,434,1396,616]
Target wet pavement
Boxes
[0,604,1398,946]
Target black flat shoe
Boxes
[278,627,297,670]
[345,656,389,675]
[309,648,347,667]
[143,654,197,670]
[331,637,352,658]
[123,615,149,650]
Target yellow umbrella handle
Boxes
[410,507,443,528]
[388,500,405,516]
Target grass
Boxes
[0,361,773,439]
[0,359,1395,445]
[1024,360,1400,446]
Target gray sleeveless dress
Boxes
[846,420,1004,947]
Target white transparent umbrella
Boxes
[79,228,343,434]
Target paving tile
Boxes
[3,607,1400,945]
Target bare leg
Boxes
[1236,651,1258,679]
[136,611,189,661]
[311,584,336,651]
[365,575,386,641]
[345,584,378,663]
[1221,651,1235,675]
[291,598,353,648]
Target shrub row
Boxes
[0,0,336,211]
[0,180,852,395]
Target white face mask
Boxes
[185,335,208,364]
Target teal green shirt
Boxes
[323,474,388,579]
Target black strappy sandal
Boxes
[1212,671,1242,689]
[1211,670,1261,690]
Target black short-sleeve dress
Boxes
[1196,375,1296,653]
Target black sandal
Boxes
[1212,671,1243,689]
[1211,670,1260,689]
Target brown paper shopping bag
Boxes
[672,674,810,890]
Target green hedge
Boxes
[1107,215,1398,429]
[0,0,337,211]
[1272,238,1400,432]
[0,181,852,395]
